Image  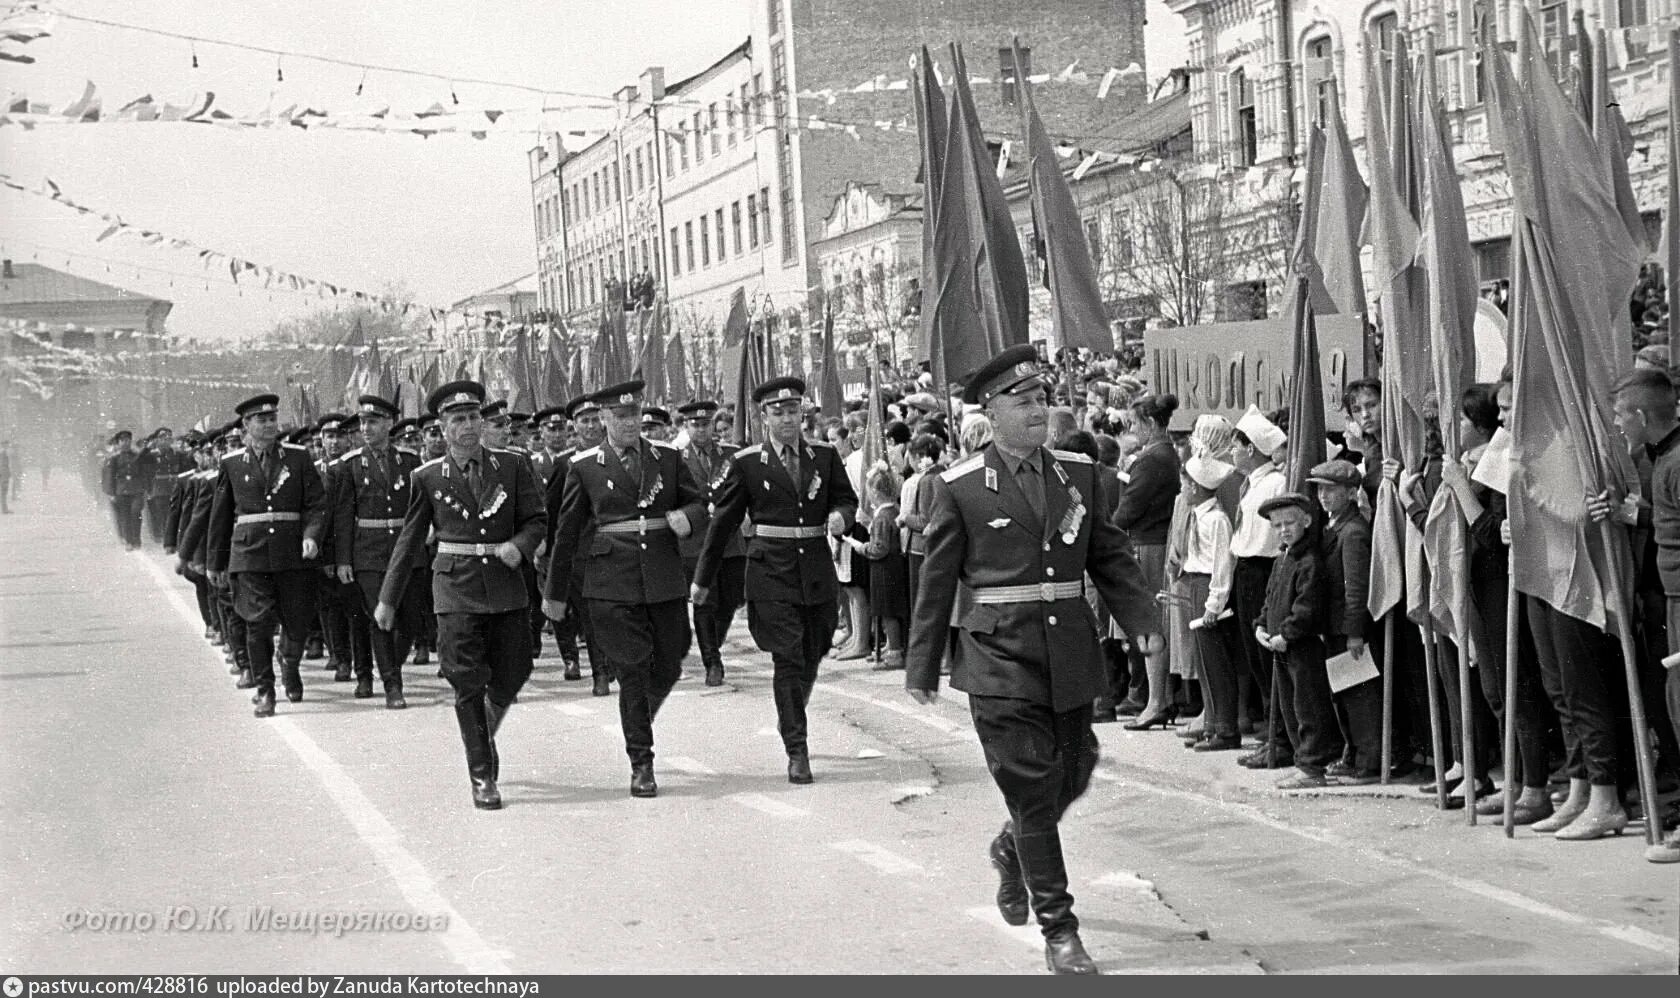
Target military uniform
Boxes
[678,399,745,687]
[102,434,145,549]
[694,377,857,782]
[379,381,546,809]
[181,425,249,684]
[332,395,424,707]
[529,406,579,676]
[546,381,707,796]
[905,346,1158,975]
[164,437,217,637]
[140,431,184,546]
[544,394,613,691]
[207,395,330,716]
[313,415,365,681]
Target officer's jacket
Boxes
[102,450,145,497]
[175,468,220,569]
[545,437,706,605]
[163,468,199,550]
[530,448,569,492]
[206,443,329,574]
[330,445,424,573]
[141,448,185,497]
[694,438,857,605]
[679,440,744,561]
[380,446,546,614]
[906,445,1158,712]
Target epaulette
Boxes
[1050,449,1093,464]
[175,469,196,480]
[281,442,308,453]
[342,446,364,460]
[940,453,986,483]
[570,446,601,464]
[649,439,679,451]
[416,456,446,473]
[734,444,762,458]
[806,440,836,454]
[225,447,247,459]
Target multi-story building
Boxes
[1165,0,1673,319]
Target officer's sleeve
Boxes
[301,458,328,550]
[1086,464,1160,639]
[671,451,708,535]
[543,464,591,602]
[330,461,356,564]
[906,474,964,691]
[179,477,214,565]
[827,447,859,529]
[380,471,433,607]
[510,454,547,562]
[101,457,114,497]
[164,477,187,551]
[694,454,748,591]
[206,466,235,573]
[543,456,569,553]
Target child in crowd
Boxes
[1181,454,1244,751]
[1308,459,1383,783]
[847,465,909,670]
[1255,492,1343,789]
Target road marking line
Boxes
[1095,763,1678,958]
[139,556,508,974]
[599,723,622,737]
[551,703,593,717]
[964,906,1042,949]
[729,792,809,818]
[831,839,925,876]
[663,756,717,776]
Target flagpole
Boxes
[1381,611,1395,784]
[1417,566,1450,811]
[1460,620,1477,824]
[1502,572,1519,838]
[1602,520,1663,845]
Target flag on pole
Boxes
[1489,13,1642,638]
[1669,29,1680,369]
[1014,40,1111,355]
[1306,79,1369,317]
[635,302,669,401]
[912,47,950,389]
[858,360,888,516]
[666,323,692,403]
[818,303,844,419]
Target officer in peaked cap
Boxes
[330,393,423,708]
[480,399,512,449]
[392,417,422,454]
[543,379,707,797]
[139,426,182,547]
[692,376,858,785]
[526,404,574,674]
[207,392,331,718]
[640,406,673,443]
[907,344,1161,974]
[313,411,363,683]
[545,391,613,688]
[528,406,570,492]
[677,398,744,687]
[375,380,547,810]
[103,428,146,549]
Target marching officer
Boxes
[375,381,546,810]
[315,413,362,682]
[546,393,614,691]
[331,394,423,708]
[102,430,145,549]
[906,346,1161,975]
[164,431,217,641]
[410,413,447,667]
[543,380,707,797]
[207,393,330,718]
[678,399,745,687]
[692,377,858,784]
[528,405,573,675]
[640,406,674,443]
[179,426,249,681]
[139,428,182,546]
[392,418,422,455]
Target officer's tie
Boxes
[780,444,799,485]
[464,456,482,498]
[1015,453,1044,515]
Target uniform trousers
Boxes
[436,609,534,709]
[589,598,691,764]
[747,598,838,755]
[537,559,579,665]
[414,564,437,650]
[145,494,171,545]
[522,562,544,656]
[1527,596,1621,787]
[356,567,424,689]
[567,570,610,678]
[318,573,358,668]
[1274,635,1342,776]
[214,579,247,671]
[684,555,745,670]
[111,495,143,548]
[232,569,320,695]
[968,695,1098,836]
[1324,631,1385,774]
[184,566,214,629]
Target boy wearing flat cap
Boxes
[1309,459,1382,783]
[1254,491,1342,789]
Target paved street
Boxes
[2,479,1676,975]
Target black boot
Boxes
[787,747,814,785]
[384,682,407,710]
[484,696,508,783]
[631,760,657,798]
[592,671,612,697]
[1016,830,1099,975]
[280,659,304,702]
[412,642,430,666]
[988,824,1031,926]
[235,668,255,689]
[252,689,276,718]
[563,659,581,681]
[455,699,501,810]
[354,675,374,698]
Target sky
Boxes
[1,1,1188,343]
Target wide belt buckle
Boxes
[1040,582,1057,602]
[638,516,647,537]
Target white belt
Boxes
[437,541,502,556]
[356,518,405,529]
[236,512,300,525]
[597,517,671,535]
[970,581,1086,604]
[754,524,827,539]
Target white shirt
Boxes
[1182,497,1236,615]
[1229,461,1284,559]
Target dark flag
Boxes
[818,303,844,419]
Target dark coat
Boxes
[545,438,707,605]
[379,447,546,614]
[1321,509,1372,638]
[207,443,329,574]
[1111,439,1181,546]
[693,438,858,605]
[330,445,425,573]
[1258,535,1326,644]
[907,445,1158,712]
[679,439,744,560]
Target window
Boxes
[666,134,677,176]
[1231,68,1257,166]
[768,0,782,36]
[762,185,778,250]
[747,193,760,248]
[770,43,788,120]
[646,142,655,182]
[634,147,644,191]
[684,221,695,271]
[1084,217,1103,269]
[611,162,621,203]
[752,74,765,126]
[1304,36,1334,127]
[700,215,711,267]
[732,201,744,254]
[726,99,738,147]
[715,208,726,260]
[679,123,689,169]
[1470,2,1489,104]
[587,263,596,306]
[1372,12,1400,84]
[709,104,721,155]
[739,85,751,139]
[670,226,681,276]
[1000,46,1031,106]
[1619,0,1651,59]
[693,112,705,162]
